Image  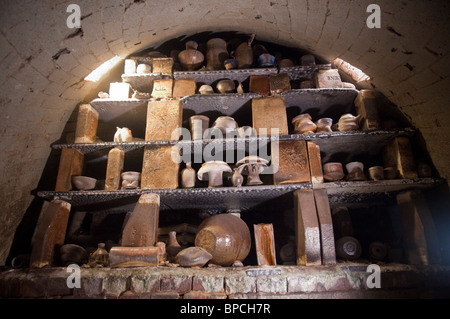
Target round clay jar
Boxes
[195,214,251,266]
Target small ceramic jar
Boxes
[368,166,384,181]
[323,162,345,182]
[345,161,366,181]
[121,171,140,189]
[315,118,333,133]
[292,113,317,134]
[216,79,236,93]
[136,63,152,74]
[189,115,210,140]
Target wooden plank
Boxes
[30,200,71,268]
[293,189,321,266]
[121,194,160,247]
[313,189,336,265]
[397,190,441,265]
[55,148,84,191]
[254,223,277,266]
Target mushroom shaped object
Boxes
[211,116,238,135]
[197,161,232,187]
[236,156,269,186]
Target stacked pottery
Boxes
[336,114,360,131]
[292,113,317,134]
[323,163,345,182]
[206,38,229,70]
[315,118,333,133]
[121,171,140,189]
[178,40,205,71]
[345,162,366,181]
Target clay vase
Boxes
[121,171,140,189]
[323,162,345,182]
[231,168,244,187]
[337,114,360,131]
[189,115,210,140]
[292,113,317,134]
[181,162,196,188]
[206,38,229,70]
[114,127,133,142]
[216,79,236,93]
[178,41,205,71]
[166,231,182,263]
[234,41,253,69]
[195,214,251,266]
[315,118,333,133]
[345,161,366,181]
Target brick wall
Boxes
[0,0,449,264]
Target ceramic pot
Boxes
[199,84,214,95]
[368,166,384,181]
[181,162,196,188]
[206,38,229,70]
[178,41,205,71]
[315,118,333,133]
[121,171,140,189]
[278,59,295,68]
[72,176,97,190]
[292,113,317,134]
[189,115,210,140]
[257,53,275,67]
[197,161,232,187]
[212,116,238,135]
[337,114,360,131]
[60,244,88,267]
[136,63,152,74]
[89,243,109,267]
[234,41,253,69]
[216,79,235,93]
[323,162,345,182]
[345,161,366,181]
[114,127,133,142]
[195,214,251,266]
[231,168,244,187]
[236,156,269,186]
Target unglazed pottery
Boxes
[323,162,345,182]
[292,113,317,134]
[206,38,229,70]
[178,41,205,71]
[198,84,214,95]
[315,118,333,133]
[236,156,269,186]
[345,161,366,181]
[175,247,212,268]
[216,79,236,93]
[383,167,397,180]
[197,161,232,187]
[166,231,182,263]
[368,166,384,181]
[181,162,196,188]
[189,115,210,140]
[72,176,97,190]
[237,126,256,138]
[336,114,360,131]
[211,116,238,135]
[231,168,244,187]
[114,127,133,142]
[121,171,140,189]
[136,63,152,74]
[234,36,254,69]
[195,214,251,266]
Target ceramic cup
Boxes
[368,166,384,181]
[189,115,210,140]
[345,162,366,181]
[383,167,397,180]
[323,162,345,182]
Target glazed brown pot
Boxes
[195,214,251,266]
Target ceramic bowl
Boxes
[72,176,97,190]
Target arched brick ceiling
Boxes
[0,0,448,264]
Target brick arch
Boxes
[0,0,449,264]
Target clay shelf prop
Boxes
[236,156,269,186]
[197,161,232,187]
